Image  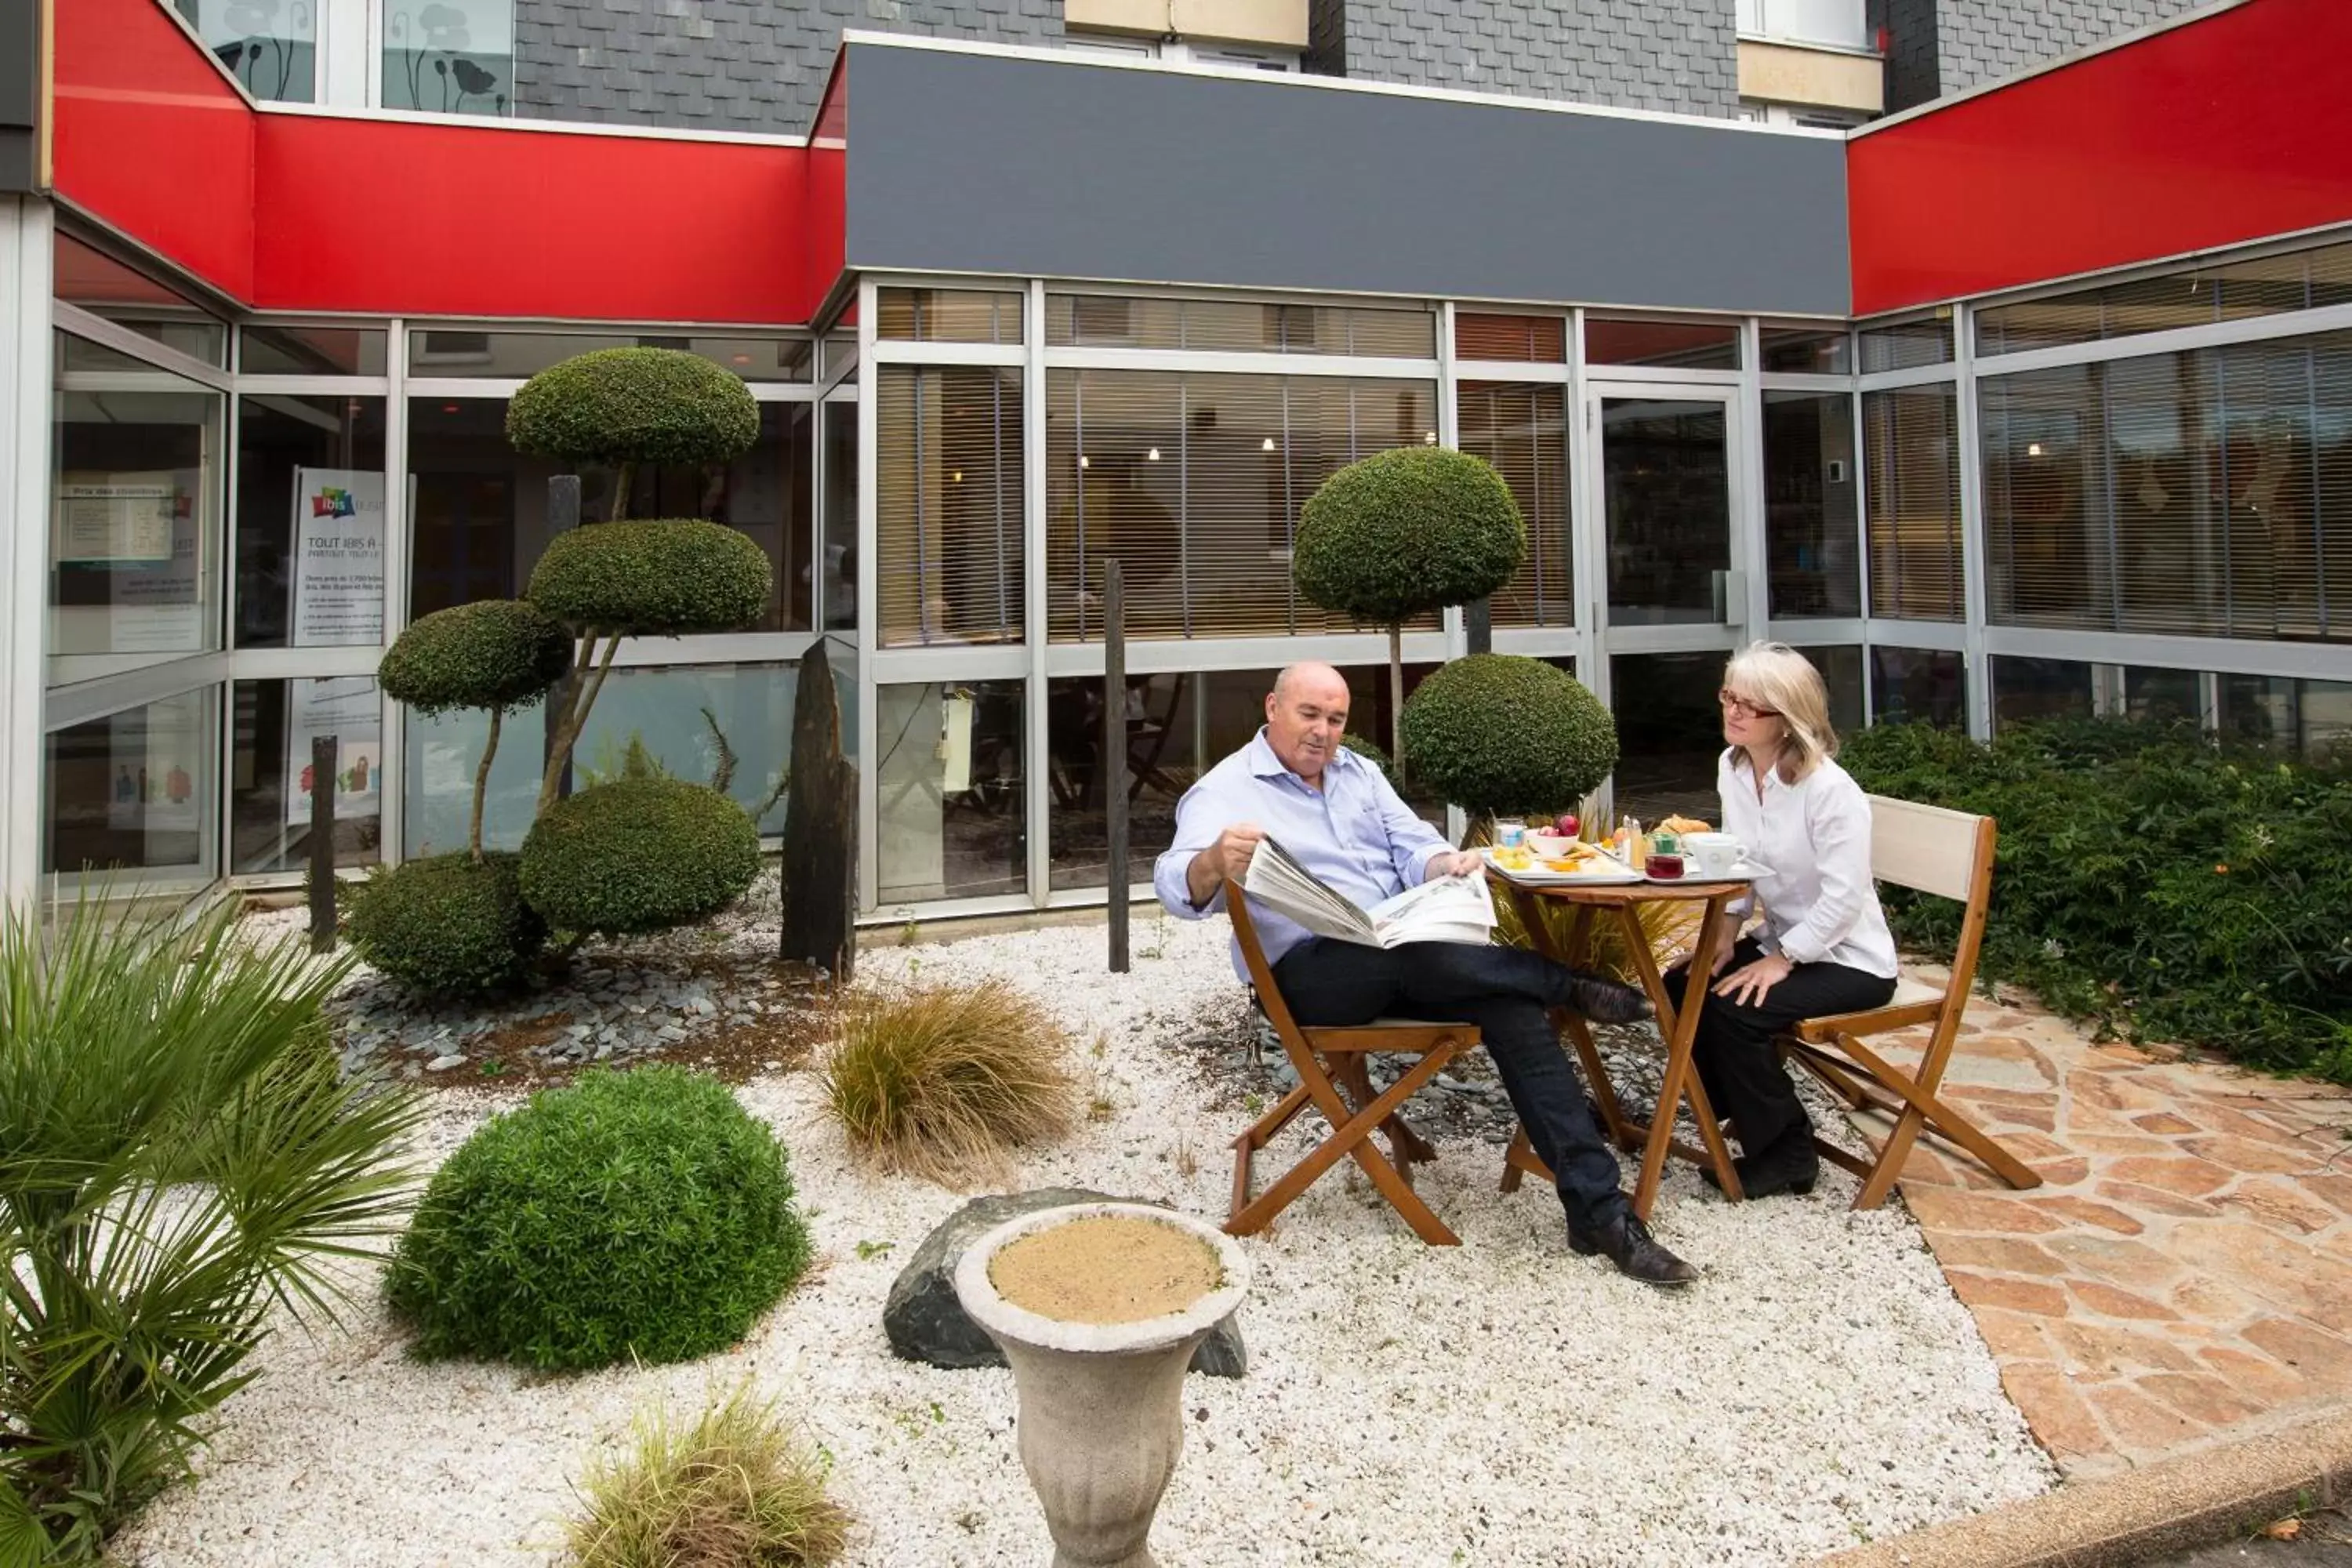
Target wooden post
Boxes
[543,474,582,785]
[308,734,337,954]
[1104,560,1128,974]
[1465,596,1492,655]
[781,640,855,981]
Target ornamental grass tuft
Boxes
[386,1066,811,1370]
[823,979,1079,1185]
[564,1382,848,1568]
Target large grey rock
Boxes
[884,1188,1247,1379]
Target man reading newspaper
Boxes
[1153,662,1699,1286]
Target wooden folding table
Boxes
[1489,870,1748,1218]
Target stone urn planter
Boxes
[954,1201,1251,1568]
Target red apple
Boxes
[1554,812,1579,838]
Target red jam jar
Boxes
[1645,853,1685,879]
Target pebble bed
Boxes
[118,912,2056,1568]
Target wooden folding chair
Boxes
[1777,796,2045,1210]
[1222,880,1479,1246]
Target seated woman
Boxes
[1664,642,1899,1199]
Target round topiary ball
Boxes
[385,1065,812,1370]
[527,520,773,636]
[506,347,760,470]
[377,600,574,716]
[345,852,547,999]
[1340,731,1400,790]
[1294,446,1526,626]
[1399,654,1619,818]
[519,777,762,937]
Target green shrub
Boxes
[1293,447,1526,626]
[564,1381,849,1568]
[1399,654,1618,818]
[506,348,760,471]
[376,600,573,715]
[520,778,761,936]
[1842,718,2352,1083]
[1340,731,1398,789]
[387,1066,811,1370]
[824,979,1078,1185]
[528,520,774,637]
[0,898,423,1558]
[347,852,547,999]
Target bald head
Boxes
[1265,662,1351,785]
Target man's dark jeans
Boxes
[1270,938,1628,1232]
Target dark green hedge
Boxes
[346,852,546,999]
[1842,718,2352,1084]
[526,519,772,636]
[386,1065,811,1370]
[1340,731,1399,789]
[505,347,760,470]
[1294,447,1526,626]
[1399,654,1617,817]
[519,777,762,936]
[376,600,573,716]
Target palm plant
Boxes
[0,898,426,1560]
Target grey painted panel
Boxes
[0,0,36,130]
[0,130,30,195]
[846,44,1851,318]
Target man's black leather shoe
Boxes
[1561,970,1650,1025]
[1568,1208,1698,1287]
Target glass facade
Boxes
[34,227,2352,918]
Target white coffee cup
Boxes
[1683,833,1743,877]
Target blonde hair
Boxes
[1724,641,1838,782]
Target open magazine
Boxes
[1242,837,1496,949]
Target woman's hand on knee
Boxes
[1713,952,1792,1007]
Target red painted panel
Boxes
[50,0,256,299]
[252,116,826,324]
[1852,0,2352,315]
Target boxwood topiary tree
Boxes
[346,851,549,999]
[376,600,572,860]
[520,775,764,938]
[1399,653,1619,824]
[1293,446,1526,766]
[506,347,772,812]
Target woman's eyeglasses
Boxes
[1718,688,1781,719]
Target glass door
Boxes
[1585,387,1747,827]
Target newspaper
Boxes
[1242,837,1495,949]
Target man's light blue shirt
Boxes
[1152,730,1451,981]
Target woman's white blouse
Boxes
[1716,748,1900,980]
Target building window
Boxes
[1459,383,1571,629]
[405,329,809,381]
[1975,238,2352,358]
[1043,370,1440,641]
[1759,326,1851,375]
[1862,384,1962,621]
[234,395,388,649]
[877,289,1023,346]
[1762,390,1860,619]
[877,681,1027,905]
[1455,313,1566,365]
[50,336,226,684]
[1586,317,1741,372]
[233,678,383,874]
[45,687,218,887]
[406,398,813,630]
[1870,646,1966,728]
[1858,316,1953,374]
[1980,329,2352,642]
[383,0,515,116]
[875,368,1025,648]
[1046,296,1435,358]
[241,322,390,376]
[176,0,315,103]
[1990,655,2094,732]
[2219,674,2352,760]
[1737,0,1870,52]
[55,234,227,366]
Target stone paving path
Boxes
[1857,971,2352,1479]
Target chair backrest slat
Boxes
[1867,794,1985,903]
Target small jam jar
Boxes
[1645,853,1686,879]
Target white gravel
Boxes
[116,916,2055,1568]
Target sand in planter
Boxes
[990,1216,1221,1324]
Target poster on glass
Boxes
[290,468,388,646]
[285,677,382,828]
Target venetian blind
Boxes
[1044,296,1435,358]
[1862,385,1964,621]
[1454,313,1566,364]
[1457,382,1570,627]
[1044,370,1439,641]
[1976,238,2352,358]
[875,289,1023,345]
[874,366,1024,648]
[1983,329,2352,641]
